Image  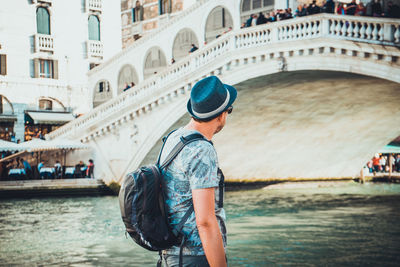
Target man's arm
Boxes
[192,188,226,267]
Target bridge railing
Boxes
[47,14,400,140]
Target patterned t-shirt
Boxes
[159,127,227,256]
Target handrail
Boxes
[47,14,400,140]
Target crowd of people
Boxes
[367,153,400,174]
[242,0,400,28]
[0,157,95,181]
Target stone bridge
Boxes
[47,0,400,184]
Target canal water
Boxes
[1,181,399,266]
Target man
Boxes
[346,0,358,15]
[160,76,237,267]
[20,158,32,179]
[189,44,198,53]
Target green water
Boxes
[1,181,400,266]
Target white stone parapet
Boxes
[47,14,400,141]
[35,34,54,53]
[87,40,103,59]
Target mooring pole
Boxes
[360,168,365,184]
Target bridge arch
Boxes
[143,46,167,79]
[172,28,199,61]
[117,64,139,94]
[92,79,112,108]
[137,70,400,182]
[204,5,234,43]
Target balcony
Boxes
[87,40,103,59]
[31,0,52,4]
[34,34,54,53]
[130,22,143,35]
[86,0,102,12]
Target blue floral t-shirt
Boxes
[160,127,227,256]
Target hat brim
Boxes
[187,83,237,120]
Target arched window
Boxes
[88,15,100,41]
[0,95,14,115]
[159,0,171,15]
[36,7,50,35]
[133,1,143,22]
[39,99,53,111]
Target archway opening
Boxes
[204,6,233,43]
[93,80,112,108]
[172,28,199,61]
[143,47,167,79]
[117,64,139,94]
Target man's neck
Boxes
[184,119,215,141]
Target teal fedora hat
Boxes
[187,76,237,120]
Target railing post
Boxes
[321,16,330,37]
[383,23,394,42]
[271,27,279,42]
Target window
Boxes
[39,59,53,78]
[37,7,50,35]
[132,1,143,22]
[241,0,274,12]
[39,99,53,110]
[0,54,6,75]
[159,0,171,15]
[88,15,100,41]
[98,81,110,93]
[33,58,58,79]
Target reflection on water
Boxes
[1,181,400,266]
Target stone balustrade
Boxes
[87,40,103,59]
[35,34,54,53]
[47,14,400,141]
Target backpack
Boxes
[118,131,208,264]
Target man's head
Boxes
[187,76,237,134]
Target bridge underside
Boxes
[143,70,400,179]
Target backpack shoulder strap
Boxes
[158,132,210,170]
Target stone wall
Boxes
[121,0,185,49]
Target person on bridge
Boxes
[160,76,236,267]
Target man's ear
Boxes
[217,112,226,121]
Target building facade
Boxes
[0,0,121,142]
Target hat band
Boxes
[192,90,230,119]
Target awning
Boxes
[26,111,75,125]
[0,139,21,152]
[379,145,400,154]
[0,114,17,122]
[18,138,90,152]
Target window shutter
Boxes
[34,58,39,78]
[140,6,144,21]
[53,60,58,79]
[0,55,6,75]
